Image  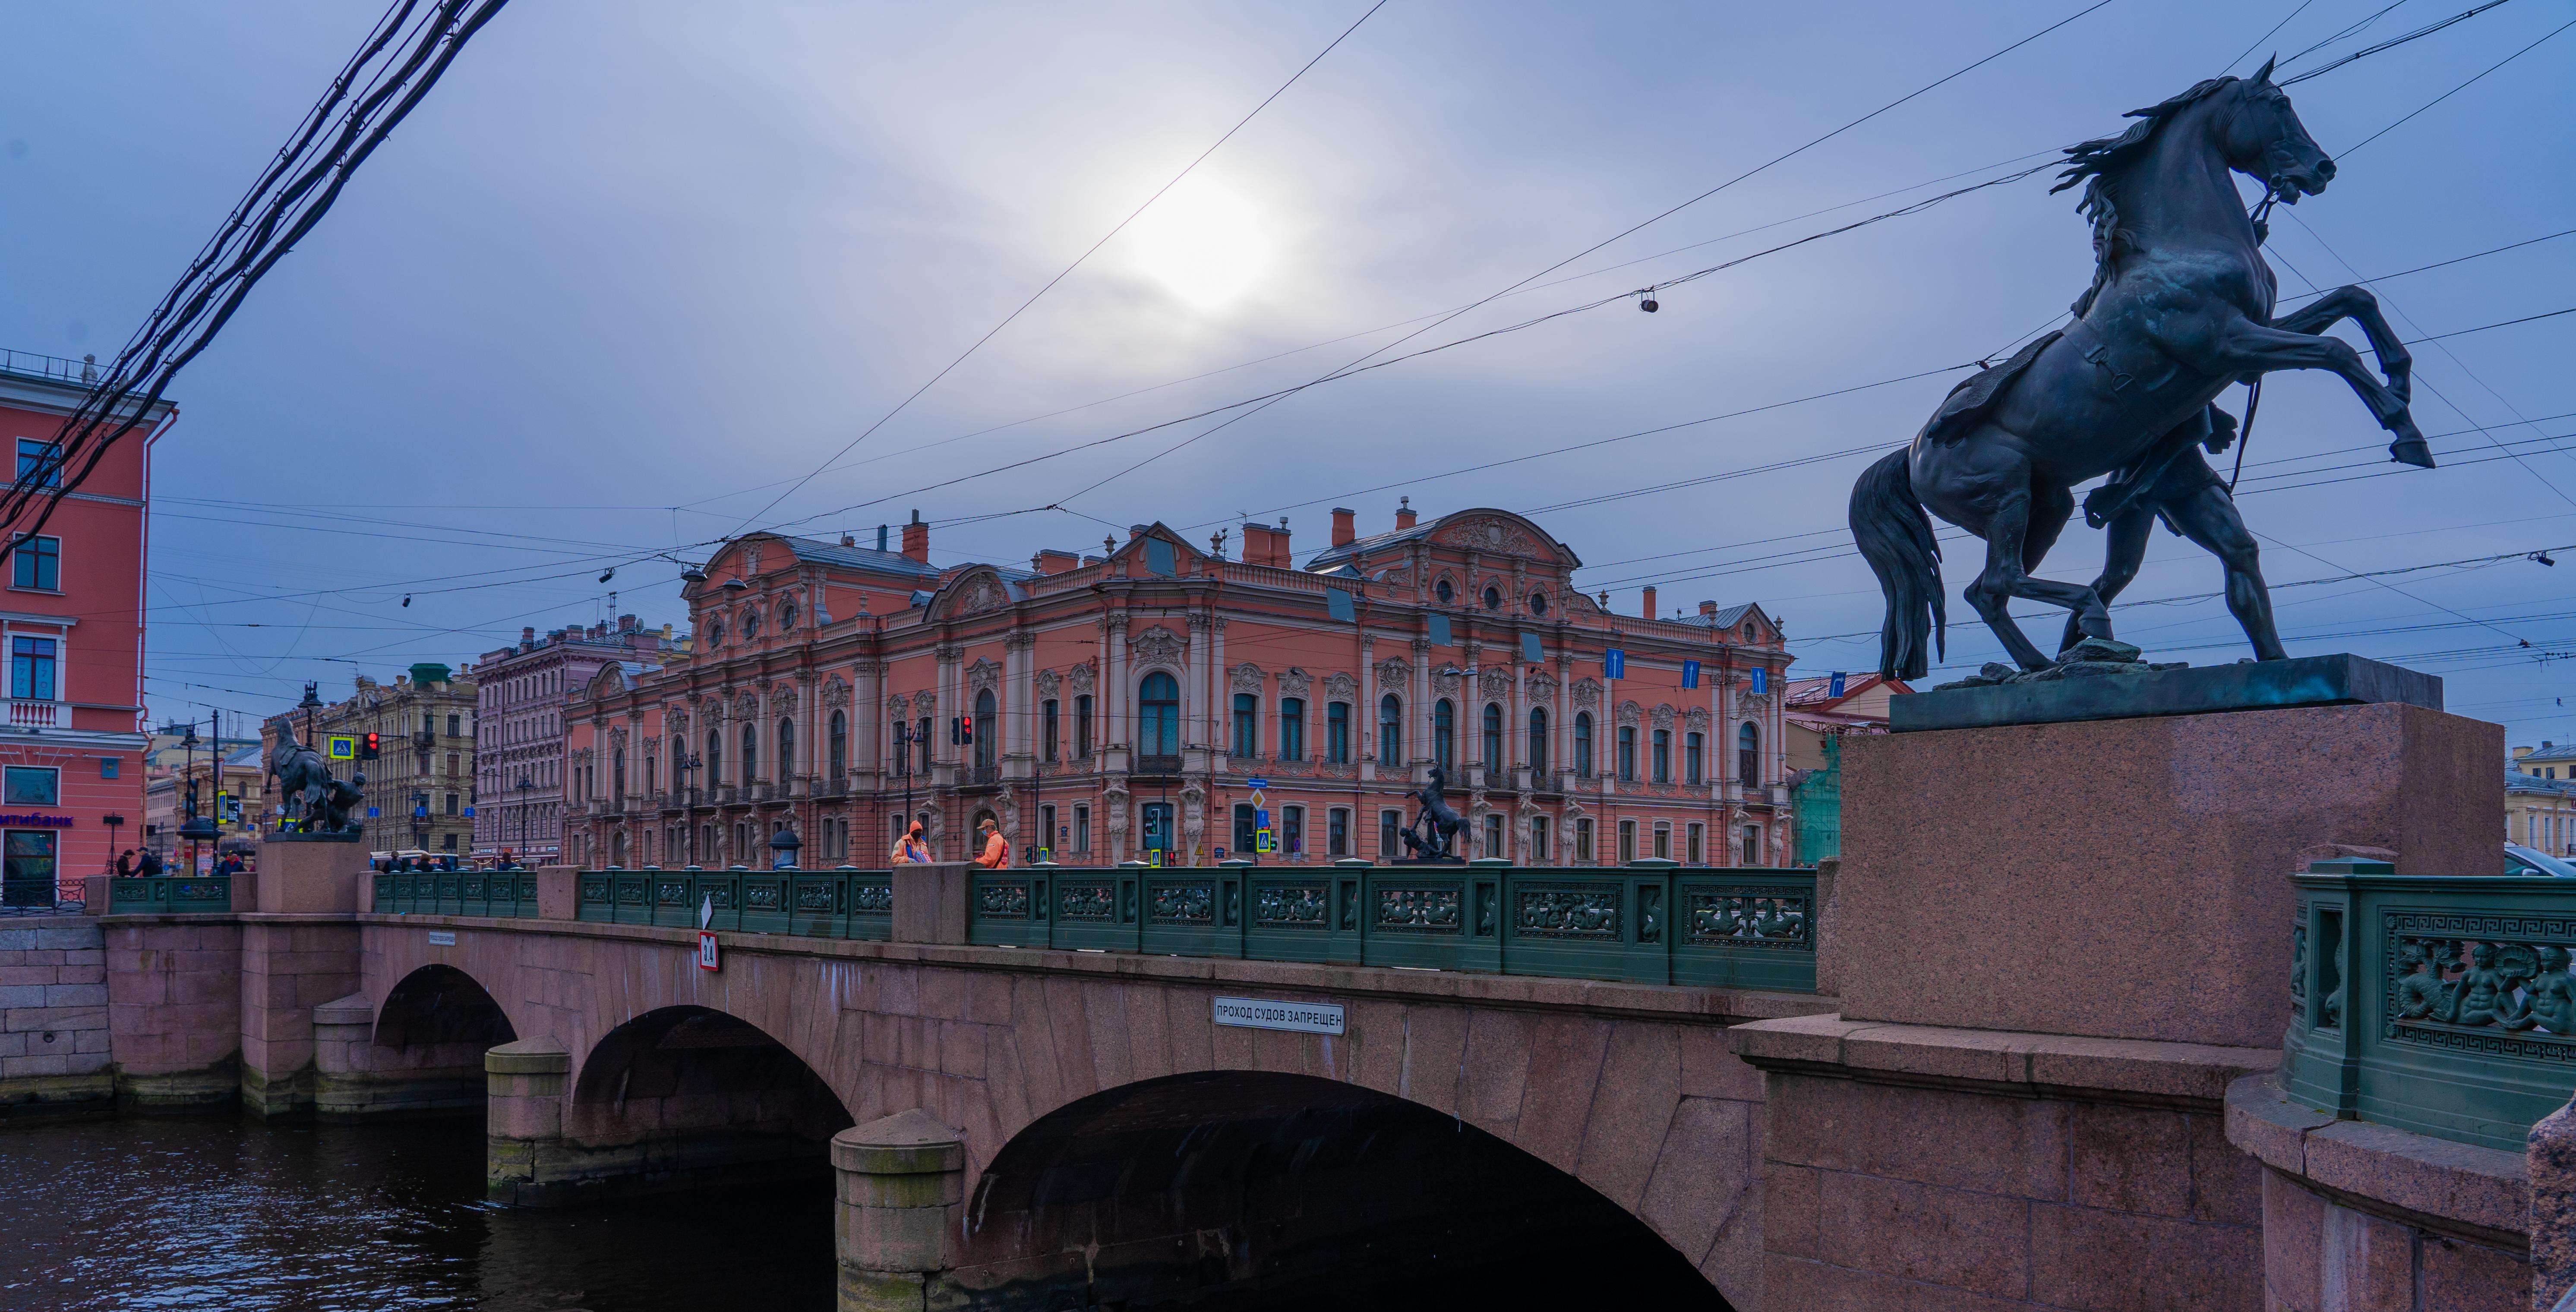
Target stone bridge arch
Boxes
[314,960,520,1120]
[946,1068,1734,1309]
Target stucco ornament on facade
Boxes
[1686,706,1710,733]
[1617,700,1643,727]
[1279,667,1312,699]
[1130,625,1186,667]
[1573,678,1602,710]
[1651,703,1676,731]
[821,677,849,710]
[1526,671,1556,703]
[885,695,909,719]
[1377,657,1412,689]
[1230,662,1264,695]
[958,575,1011,616]
[1068,662,1095,696]
[912,690,937,717]
[1324,672,1357,702]
[1035,668,1061,700]
[770,684,797,717]
[1436,515,1543,559]
[731,692,759,720]
[1479,666,1515,700]
[967,659,1001,700]
[1432,666,1462,699]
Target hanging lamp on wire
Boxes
[1636,287,1660,313]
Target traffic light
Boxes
[361,732,381,760]
[959,714,974,745]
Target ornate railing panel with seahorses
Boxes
[374,870,540,918]
[2285,861,2576,1153]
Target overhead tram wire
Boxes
[2333,13,2576,153]
[725,0,1393,539]
[2277,0,2525,84]
[0,0,511,566]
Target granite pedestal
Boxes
[240,833,367,1119]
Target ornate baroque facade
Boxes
[564,506,1799,872]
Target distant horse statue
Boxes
[268,721,365,833]
[1853,60,2423,679]
[1397,766,1465,862]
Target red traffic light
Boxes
[362,732,381,760]
[958,715,974,744]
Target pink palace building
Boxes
[0,352,169,904]
[564,504,1799,872]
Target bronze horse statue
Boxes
[268,719,365,833]
[1853,61,2424,679]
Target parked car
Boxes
[2505,843,2576,877]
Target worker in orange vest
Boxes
[889,820,930,866]
[973,818,1010,870]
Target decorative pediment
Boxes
[1131,625,1185,666]
[609,726,628,750]
[885,694,910,717]
[1572,677,1602,710]
[967,658,1001,698]
[1279,666,1313,699]
[1651,703,1675,730]
[1377,657,1412,689]
[665,706,689,736]
[770,684,798,717]
[1230,662,1264,695]
[732,692,760,719]
[1430,512,1555,562]
[1323,671,1357,701]
[1035,668,1061,699]
[1685,706,1709,732]
[1616,699,1643,726]
[1069,662,1095,696]
[1478,666,1515,700]
[1432,666,1462,697]
[822,677,850,710]
[912,689,938,716]
[1525,671,1557,703]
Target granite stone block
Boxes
[1818,1171,2031,1298]
[1637,1097,1754,1262]
[2533,1092,2576,1309]
[1763,1072,2068,1199]
[1762,1254,2032,1312]
[2069,1103,2193,1219]
[2027,1202,2261,1311]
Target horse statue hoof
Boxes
[2388,436,2435,469]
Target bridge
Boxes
[69,688,2575,1310]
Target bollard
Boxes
[833,1109,966,1311]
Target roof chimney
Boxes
[1242,521,1291,569]
[841,533,856,548]
[877,524,890,553]
[1331,507,1356,548]
[1394,496,1417,530]
[901,510,929,564]
[1698,600,1717,617]
[1642,586,1657,619]
[1033,549,1080,576]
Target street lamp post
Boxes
[515,775,533,864]
[675,751,701,865]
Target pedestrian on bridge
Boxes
[889,820,930,866]
[974,818,1010,870]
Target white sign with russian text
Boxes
[1213,996,1344,1035]
[426,930,457,946]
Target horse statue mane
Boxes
[2055,66,2261,317]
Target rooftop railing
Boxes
[2284,861,2576,1153]
[0,347,99,387]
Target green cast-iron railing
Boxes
[374,870,540,918]
[2284,860,2576,1153]
[106,876,239,914]
[373,860,1815,992]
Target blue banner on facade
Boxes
[1604,649,1625,680]
[1682,659,1699,689]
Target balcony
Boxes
[1136,754,1182,777]
[5,700,58,729]
[969,765,1001,787]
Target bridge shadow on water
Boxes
[960,1071,1733,1312]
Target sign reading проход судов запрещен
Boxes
[1212,997,1345,1034]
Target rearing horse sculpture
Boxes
[1853,61,2424,679]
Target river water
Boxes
[0,1116,833,1311]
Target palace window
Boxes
[1379,695,1402,764]
[1738,722,1761,788]
[1232,693,1258,758]
[1685,732,1704,785]
[1617,725,1637,782]
[1527,706,1548,776]
[1741,824,1762,866]
[740,724,758,782]
[1075,695,1094,757]
[1042,699,1059,763]
[1688,823,1705,864]
[973,689,997,769]
[1482,703,1503,772]
[1139,673,1180,756]
[1530,814,1549,864]
[1433,699,1453,771]
[1328,807,1349,856]
[1574,713,1593,777]
[1652,729,1670,783]
[1280,698,1305,761]
[1379,809,1403,860]
[829,710,848,776]
[1327,702,1350,763]
[1618,820,1636,864]
[1576,816,1594,863]
[779,716,797,779]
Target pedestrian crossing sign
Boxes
[327,735,356,760]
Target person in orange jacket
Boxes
[889,820,930,866]
[973,818,1010,869]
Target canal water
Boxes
[0,1116,833,1311]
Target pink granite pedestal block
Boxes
[255,836,367,915]
[893,862,972,946]
[1839,701,2498,1050]
[2534,1092,2576,1309]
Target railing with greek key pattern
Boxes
[2285,861,2576,1152]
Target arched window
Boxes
[1379,694,1403,765]
[1528,706,1549,775]
[1433,699,1453,772]
[706,729,723,785]
[974,688,997,768]
[612,744,626,799]
[1481,703,1503,772]
[1435,579,1454,604]
[1280,698,1305,761]
[1685,732,1704,785]
[1618,725,1638,781]
[779,601,798,630]
[829,709,848,777]
[1738,722,1761,788]
[778,716,796,780]
[1575,712,1594,777]
[1482,585,1502,610]
[1231,693,1259,758]
[741,722,759,782]
[1139,672,1179,756]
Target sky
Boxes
[2,0,2571,744]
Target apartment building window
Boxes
[1617,726,1637,782]
[4,767,59,806]
[1528,708,1548,776]
[1651,729,1670,784]
[445,793,459,816]
[1653,825,1670,860]
[1042,699,1060,763]
[1328,807,1349,857]
[10,637,56,701]
[1327,702,1350,763]
[1140,674,1180,756]
[1232,694,1258,758]
[446,714,461,737]
[1075,695,1093,757]
[10,536,58,591]
[1380,809,1402,859]
[1619,820,1637,864]
[1074,804,1091,853]
[1484,813,1503,861]
[1575,817,1594,863]
[1233,804,1256,856]
[1686,732,1704,785]
[829,710,848,777]
[1530,814,1549,864]
[1575,713,1593,776]
[1741,825,1762,866]
[1279,698,1304,761]
[15,439,62,489]
[1283,805,1303,857]
[1738,722,1761,788]
[1687,823,1705,864]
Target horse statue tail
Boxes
[1849,448,1946,680]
